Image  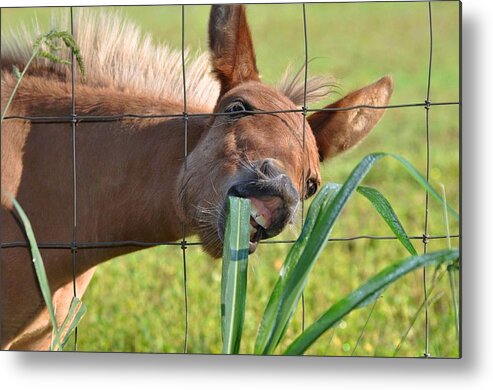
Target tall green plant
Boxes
[221,153,459,355]
[221,197,251,354]
[7,195,87,351]
[284,249,458,355]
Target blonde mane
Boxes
[1,9,332,110]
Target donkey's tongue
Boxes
[248,197,273,229]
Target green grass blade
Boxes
[221,196,251,354]
[255,153,458,355]
[254,155,384,354]
[447,264,460,341]
[392,290,444,357]
[439,183,460,340]
[254,184,341,354]
[2,30,85,121]
[51,297,87,351]
[357,185,417,256]
[12,65,21,80]
[8,195,59,339]
[283,249,459,355]
[255,158,384,354]
[386,153,459,220]
[354,286,385,309]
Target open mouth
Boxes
[248,198,271,254]
[225,178,295,255]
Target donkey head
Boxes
[178,5,393,258]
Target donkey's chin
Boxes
[199,219,266,259]
[201,239,261,259]
[199,209,268,259]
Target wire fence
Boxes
[1,1,460,355]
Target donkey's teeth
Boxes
[250,201,268,229]
[251,212,261,220]
[254,214,268,229]
[250,224,257,235]
[250,204,260,218]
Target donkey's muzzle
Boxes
[227,159,300,252]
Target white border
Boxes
[2,0,492,389]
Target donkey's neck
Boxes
[74,113,210,256]
[7,77,212,270]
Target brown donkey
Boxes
[0,5,393,350]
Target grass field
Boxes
[2,1,460,356]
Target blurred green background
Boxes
[2,1,460,356]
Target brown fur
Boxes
[1,5,393,350]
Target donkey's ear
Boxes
[209,4,260,96]
[308,76,394,161]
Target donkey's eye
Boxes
[305,178,318,199]
[225,100,249,117]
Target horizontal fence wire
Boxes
[0,234,460,250]
[1,101,460,124]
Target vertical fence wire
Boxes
[300,2,309,333]
[422,1,433,358]
[69,6,79,351]
[180,4,189,354]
